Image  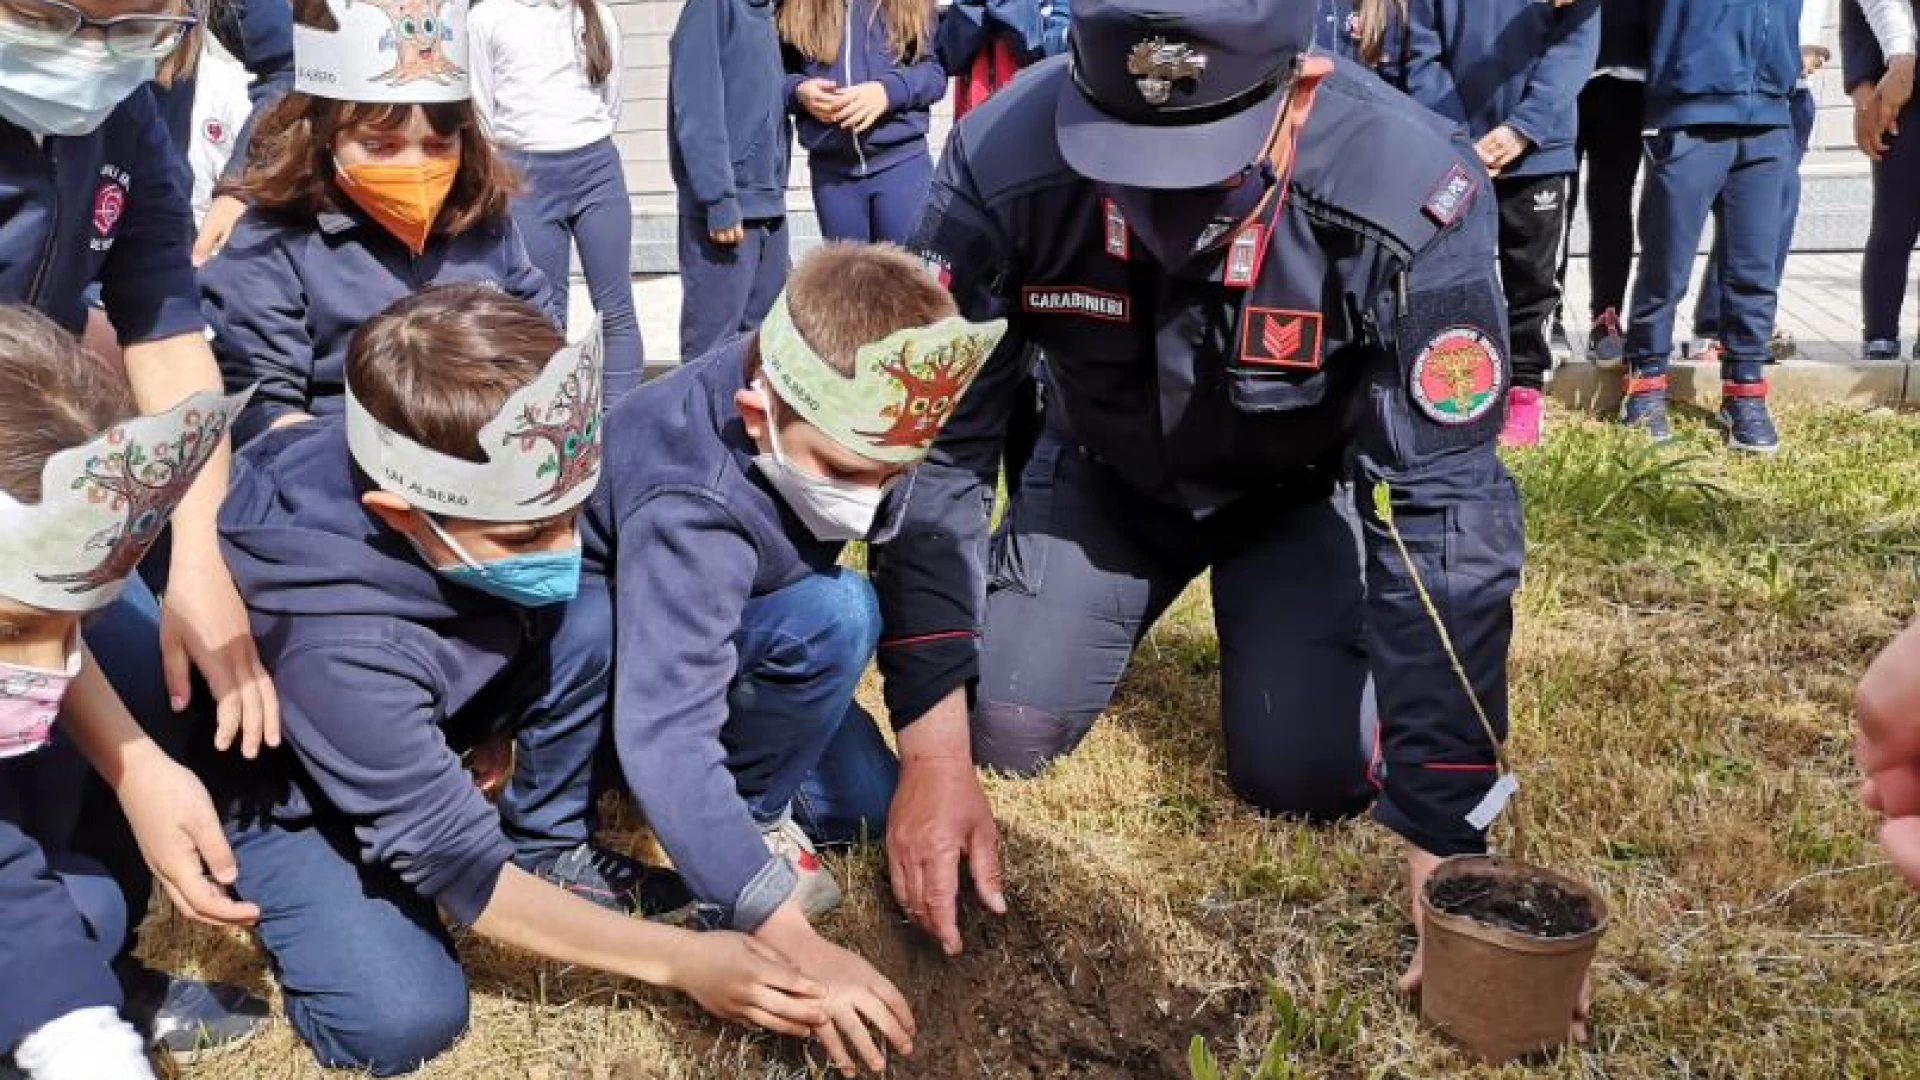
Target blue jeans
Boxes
[1626,124,1795,383]
[222,580,616,1074]
[1693,90,1818,340]
[508,140,645,403]
[729,569,897,845]
[809,151,934,245]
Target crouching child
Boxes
[207,285,828,1075]
[587,243,1006,1075]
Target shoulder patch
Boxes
[1422,163,1478,228]
[1409,325,1504,425]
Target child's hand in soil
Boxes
[666,929,828,1037]
[1397,843,1592,1042]
[757,903,916,1075]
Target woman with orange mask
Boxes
[200,0,564,446]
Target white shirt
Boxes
[1858,0,1919,58]
[1799,0,1835,88]
[469,0,623,154]
[188,35,253,224]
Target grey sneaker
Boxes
[525,842,697,922]
[116,961,267,1064]
[1866,338,1903,362]
[762,816,841,919]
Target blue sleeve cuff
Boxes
[728,855,799,931]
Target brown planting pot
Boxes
[1418,855,1610,1065]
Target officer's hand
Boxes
[829,82,891,134]
[1397,842,1591,1041]
[1474,125,1529,177]
[886,693,1007,956]
[710,224,746,246]
[192,195,248,267]
[797,78,841,123]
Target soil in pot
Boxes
[1418,856,1608,1065]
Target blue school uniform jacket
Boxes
[1405,0,1601,179]
[669,0,793,232]
[216,419,564,926]
[1641,0,1801,130]
[0,90,201,343]
[785,0,948,179]
[201,204,562,445]
[580,341,908,931]
[934,0,1070,72]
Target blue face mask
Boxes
[419,514,582,608]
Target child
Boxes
[1314,0,1407,82]
[586,243,1003,1076]
[669,0,793,362]
[1406,0,1599,447]
[782,0,946,244]
[0,306,260,1080]
[470,0,646,402]
[1614,0,1800,453]
[210,284,828,1074]
[202,0,565,446]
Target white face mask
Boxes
[751,381,896,543]
[0,41,157,138]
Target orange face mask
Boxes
[332,155,460,255]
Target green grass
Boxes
[157,404,1920,1080]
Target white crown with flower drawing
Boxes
[294,0,471,104]
[346,317,606,522]
[759,294,1009,466]
[0,389,250,614]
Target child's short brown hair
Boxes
[747,243,958,387]
[221,0,517,235]
[348,285,563,464]
[0,306,134,504]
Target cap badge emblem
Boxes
[1127,37,1208,107]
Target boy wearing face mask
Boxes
[199,0,569,447]
[208,284,839,1075]
[581,243,1003,1077]
[0,307,257,1080]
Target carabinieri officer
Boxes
[871,0,1525,993]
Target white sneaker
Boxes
[763,815,841,918]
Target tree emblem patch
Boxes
[1410,326,1503,425]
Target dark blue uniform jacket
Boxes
[876,56,1523,856]
[581,343,909,929]
[201,204,562,445]
[0,91,201,342]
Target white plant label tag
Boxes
[1465,773,1520,832]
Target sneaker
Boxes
[1586,309,1626,367]
[1717,383,1781,454]
[526,842,697,921]
[116,960,267,1064]
[1498,387,1545,448]
[1767,328,1797,364]
[1866,338,1903,362]
[1618,373,1673,442]
[762,815,842,919]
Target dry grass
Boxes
[154,404,1920,1080]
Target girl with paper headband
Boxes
[200,0,568,447]
[0,307,260,1080]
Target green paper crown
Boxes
[759,293,1008,465]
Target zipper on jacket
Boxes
[845,0,868,177]
[25,140,60,309]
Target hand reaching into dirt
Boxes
[664,928,829,1037]
[1397,843,1591,1042]
[1857,620,1920,888]
[888,692,1008,955]
[756,905,916,1075]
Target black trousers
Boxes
[1560,75,1647,323]
[1497,174,1571,391]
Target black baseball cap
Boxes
[1057,0,1315,190]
